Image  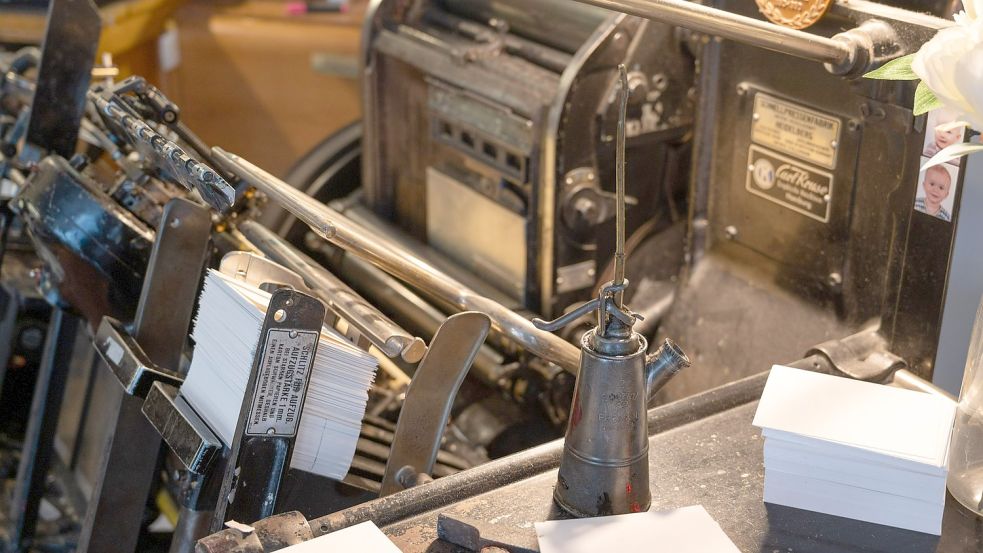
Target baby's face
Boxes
[923,169,952,204]
[935,125,961,150]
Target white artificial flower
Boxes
[912,18,983,130]
[955,0,983,24]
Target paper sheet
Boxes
[534,505,739,553]
[277,521,401,552]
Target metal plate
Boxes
[745,145,833,223]
[751,92,841,169]
[245,328,319,438]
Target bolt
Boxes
[736,83,749,96]
[827,272,843,288]
[274,309,286,322]
[830,140,838,149]
[847,119,861,132]
[724,225,738,239]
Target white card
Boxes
[752,366,956,467]
[277,521,401,552]
[535,505,739,553]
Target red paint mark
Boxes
[625,482,632,496]
[570,393,582,428]
[630,502,641,513]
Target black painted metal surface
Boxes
[24,0,100,158]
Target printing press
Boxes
[0,0,981,551]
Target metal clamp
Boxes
[142,382,223,475]
[94,316,183,397]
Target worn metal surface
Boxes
[212,290,326,530]
[14,155,154,326]
[212,148,581,374]
[78,197,212,553]
[94,317,183,397]
[23,0,99,158]
[6,309,81,550]
[386,384,981,552]
[143,382,222,475]
[238,221,427,364]
[194,369,771,552]
[381,312,491,496]
[89,92,235,212]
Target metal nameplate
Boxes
[751,93,840,169]
[746,145,833,223]
[245,328,318,437]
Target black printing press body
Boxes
[0,0,981,552]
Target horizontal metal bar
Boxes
[570,0,853,66]
[212,148,581,374]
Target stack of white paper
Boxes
[752,365,957,535]
[182,269,379,480]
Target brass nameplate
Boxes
[752,93,840,170]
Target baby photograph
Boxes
[922,108,966,165]
[914,160,959,222]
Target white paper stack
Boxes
[752,365,957,535]
[182,269,379,480]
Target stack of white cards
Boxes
[753,366,957,535]
[182,269,378,480]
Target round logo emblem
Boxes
[752,158,776,190]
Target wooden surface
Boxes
[159,0,365,177]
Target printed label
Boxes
[746,146,833,223]
[752,93,840,169]
[245,328,318,437]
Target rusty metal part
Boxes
[437,511,538,553]
[194,512,313,553]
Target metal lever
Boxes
[380,311,491,496]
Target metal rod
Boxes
[238,220,427,363]
[212,148,582,374]
[569,0,853,66]
[614,64,628,309]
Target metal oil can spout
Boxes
[645,338,691,402]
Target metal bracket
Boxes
[380,311,491,496]
[94,316,183,397]
[805,325,905,382]
[143,382,222,475]
[212,289,326,529]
